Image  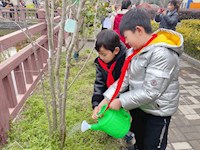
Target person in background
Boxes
[111,0,132,48]
[33,0,39,8]
[2,0,7,7]
[101,8,112,30]
[155,0,179,31]
[19,0,26,7]
[0,1,3,7]
[5,0,14,18]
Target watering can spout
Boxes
[81,120,91,132]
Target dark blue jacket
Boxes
[155,9,178,31]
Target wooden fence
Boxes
[0,6,60,22]
[0,10,60,144]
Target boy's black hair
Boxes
[169,0,179,10]
[119,8,152,35]
[95,29,120,52]
[121,0,131,10]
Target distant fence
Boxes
[0,10,60,144]
[0,6,60,22]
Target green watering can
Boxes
[81,104,131,138]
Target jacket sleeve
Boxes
[163,13,178,25]
[119,48,179,110]
[92,61,107,109]
[155,14,162,22]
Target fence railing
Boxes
[0,6,39,22]
[0,10,60,144]
[0,6,60,22]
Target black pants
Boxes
[130,108,171,150]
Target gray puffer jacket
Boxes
[104,29,184,117]
[155,9,179,31]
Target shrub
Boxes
[178,9,200,20]
[177,20,200,60]
[178,19,200,29]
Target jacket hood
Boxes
[143,28,184,56]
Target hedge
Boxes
[147,8,200,20]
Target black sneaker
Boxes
[124,132,136,145]
[124,134,133,143]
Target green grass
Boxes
[0,29,17,37]
[3,48,122,150]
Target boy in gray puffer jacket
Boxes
[95,8,184,150]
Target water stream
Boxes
[67,122,82,138]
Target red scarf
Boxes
[107,34,158,109]
[98,58,117,87]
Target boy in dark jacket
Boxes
[91,29,136,148]
[91,29,127,117]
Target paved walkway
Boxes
[167,59,200,150]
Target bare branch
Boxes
[67,46,94,90]
[67,0,100,90]
[60,0,87,147]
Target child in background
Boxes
[96,8,183,150]
[111,0,132,48]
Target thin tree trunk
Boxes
[55,0,68,131]
[45,0,57,130]
[60,0,86,148]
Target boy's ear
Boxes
[113,47,120,55]
[135,26,145,35]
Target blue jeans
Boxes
[130,108,171,150]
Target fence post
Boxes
[37,8,48,58]
[0,8,2,18]
[37,9,47,35]
[0,80,10,144]
[37,9,45,22]
[14,5,18,22]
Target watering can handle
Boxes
[97,104,108,117]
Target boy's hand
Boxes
[92,98,109,119]
[109,98,122,110]
[162,10,167,16]
[92,106,99,120]
[157,8,164,14]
